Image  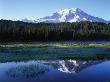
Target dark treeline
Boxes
[0,19,110,42]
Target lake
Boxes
[0,47,110,82]
[0,60,110,82]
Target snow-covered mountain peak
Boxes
[36,8,109,23]
[58,8,82,14]
[22,8,109,23]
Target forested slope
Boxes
[0,20,110,42]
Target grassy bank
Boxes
[0,42,110,48]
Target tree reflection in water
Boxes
[6,60,104,78]
[6,64,49,78]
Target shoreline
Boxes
[0,41,110,48]
[0,42,110,62]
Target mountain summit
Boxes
[37,8,109,23]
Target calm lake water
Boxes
[0,46,110,82]
[0,60,110,82]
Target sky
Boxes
[0,0,110,21]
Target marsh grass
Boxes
[0,43,110,62]
[0,49,110,62]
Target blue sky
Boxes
[0,0,110,21]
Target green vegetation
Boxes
[0,20,110,42]
[0,50,110,62]
[7,64,48,78]
[0,43,110,48]
[0,42,110,62]
[0,19,110,62]
[0,46,110,62]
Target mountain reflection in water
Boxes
[0,60,110,82]
[36,60,102,74]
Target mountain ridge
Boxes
[22,8,110,23]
